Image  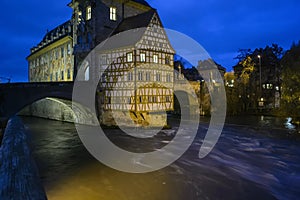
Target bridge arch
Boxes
[173,90,200,120]
[0,82,97,126]
[19,97,98,125]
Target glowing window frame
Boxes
[110,7,117,21]
[140,53,146,62]
[86,6,92,20]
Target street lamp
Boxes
[258,55,264,108]
[258,55,262,97]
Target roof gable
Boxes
[136,11,175,54]
[99,10,175,54]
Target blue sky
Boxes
[1,0,300,82]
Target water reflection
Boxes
[285,117,296,130]
[46,164,176,200]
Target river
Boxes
[21,116,300,200]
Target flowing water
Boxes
[20,116,300,200]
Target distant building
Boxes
[173,58,226,116]
[27,0,175,126]
[197,59,226,84]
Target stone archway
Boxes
[19,97,98,126]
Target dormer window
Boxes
[86,6,92,20]
[110,7,117,21]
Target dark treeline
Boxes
[225,41,300,121]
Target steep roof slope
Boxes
[113,9,155,35]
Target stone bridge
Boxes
[0,82,73,120]
[0,81,99,128]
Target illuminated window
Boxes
[86,6,92,20]
[78,11,82,23]
[138,71,143,81]
[153,55,158,63]
[127,52,133,62]
[146,72,151,81]
[67,44,71,54]
[110,7,117,21]
[127,72,133,81]
[140,53,146,62]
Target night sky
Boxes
[1,0,300,82]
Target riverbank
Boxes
[227,108,300,128]
[0,117,46,199]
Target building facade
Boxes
[27,0,175,127]
[27,21,73,82]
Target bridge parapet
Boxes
[0,81,74,89]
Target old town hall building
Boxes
[27,0,175,126]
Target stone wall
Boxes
[100,110,167,127]
[0,117,47,199]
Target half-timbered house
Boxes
[97,9,175,126]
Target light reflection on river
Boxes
[21,116,300,200]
